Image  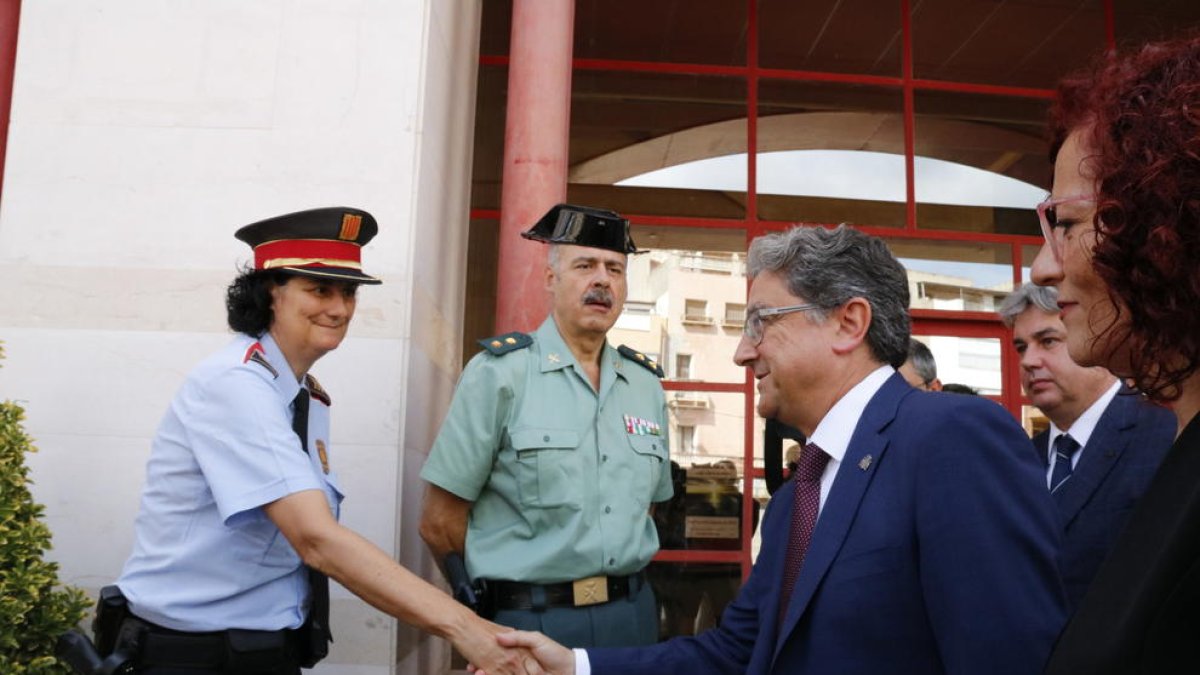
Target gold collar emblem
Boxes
[316,439,330,474]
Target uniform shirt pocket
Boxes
[626,435,668,504]
[510,428,583,509]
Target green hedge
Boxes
[0,345,90,673]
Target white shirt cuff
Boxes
[574,648,591,675]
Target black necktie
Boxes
[292,389,332,647]
[1049,434,1081,493]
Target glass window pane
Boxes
[683,299,710,322]
[646,561,743,639]
[1114,1,1200,48]
[919,335,1003,395]
[757,80,906,227]
[912,0,1106,89]
[568,71,747,219]
[669,392,746,466]
[1021,244,1045,283]
[1022,403,1050,438]
[887,238,1016,307]
[656,391,753,552]
[724,303,746,326]
[759,0,902,75]
[675,355,694,381]
[574,0,747,65]
[914,91,1049,234]
[613,226,748,383]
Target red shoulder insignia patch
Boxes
[243,342,279,379]
[305,374,332,406]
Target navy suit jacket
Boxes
[590,373,1067,675]
[1033,387,1174,608]
[1044,412,1200,674]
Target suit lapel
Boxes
[1053,389,1136,526]
[772,374,908,660]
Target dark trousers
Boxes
[138,666,298,675]
[492,577,659,648]
[117,617,302,675]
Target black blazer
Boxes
[1035,388,1174,608]
[1045,412,1200,674]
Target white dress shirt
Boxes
[1044,379,1120,489]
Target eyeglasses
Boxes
[1037,193,1095,262]
[743,303,821,345]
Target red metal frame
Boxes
[473,0,1122,578]
[0,0,22,202]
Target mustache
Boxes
[583,288,614,307]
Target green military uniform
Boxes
[421,315,672,646]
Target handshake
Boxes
[457,626,575,675]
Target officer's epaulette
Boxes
[478,331,532,356]
[305,374,332,406]
[243,342,279,379]
[618,345,664,378]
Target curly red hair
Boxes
[1049,34,1200,402]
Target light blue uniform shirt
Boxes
[117,332,343,632]
[422,316,673,583]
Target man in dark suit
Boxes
[494,225,1066,675]
[999,283,1173,609]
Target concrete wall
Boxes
[0,1,480,673]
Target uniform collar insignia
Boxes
[305,374,332,406]
[243,341,279,379]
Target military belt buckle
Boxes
[571,575,609,607]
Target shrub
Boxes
[0,345,90,673]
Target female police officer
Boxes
[109,208,529,674]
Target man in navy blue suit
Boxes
[494,225,1067,675]
[999,283,1173,609]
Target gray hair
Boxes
[546,244,561,270]
[747,225,911,368]
[997,283,1059,328]
[906,338,938,383]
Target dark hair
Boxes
[226,267,292,336]
[1048,35,1200,402]
[747,225,911,368]
[941,383,979,396]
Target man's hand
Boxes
[471,630,575,675]
[449,617,542,675]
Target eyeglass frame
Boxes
[1036,193,1096,262]
[742,303,822,345]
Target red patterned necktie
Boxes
[778,442,831,626]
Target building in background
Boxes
[0,1,1196,672]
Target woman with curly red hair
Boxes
[1032,35,1200,673]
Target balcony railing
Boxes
[678,253,745,275]
[669,392,712,409]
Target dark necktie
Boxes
[779,442,831,625]
[1049,433,1081,493]
[292,389,332,648]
